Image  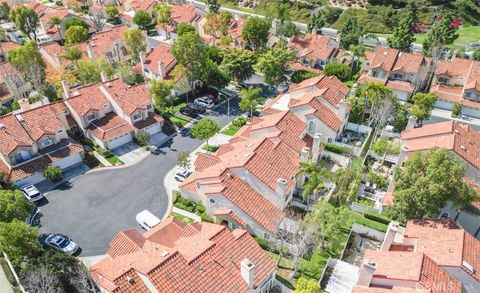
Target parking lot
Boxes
[37,98,240,256]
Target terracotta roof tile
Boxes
[66,84,110,116]
[100,79,152,115]
[89,25,129,59]
[88,112,134,141]
[289,34,338,61]
[139,44,176,76]
[171,4,203,25]
[370,47,398,72]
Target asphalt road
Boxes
[38,98,240,256]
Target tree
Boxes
[0,2,9,21]
[393,103,408,132]
[117,61,137,85]
[64,46,82,67]
[358,82,396,129]
[76,60,101,84]
[203,60,230,89]
[321,5,343,25]
[254,48,295,89]
[204,12,229,40]
[323,62,352,82]
[220,48,256,83]
[48,16,63,43]
[242,17,270,49]
[0,219,41,267]
[294,277,322,293]
[206,0,220,13]
[278,21,299,38]
[274,3,290,25]
[177,23,196,37]
[156,5,172,39]
[239,86,261,117]
[65,25,89,45]
[177,152,191,171]
[190,118,220,147]
[64,17,89,31]
[105,4,119,24]
[9,7,38,40]
[150,79,174,113]
[133,10,152,31]
[452,102,462,117]
[89,6,106,31]
[422,13,459,56]
[389,149,478,223]
[331,167,358,206]
[123,28,146,63]
[308,11,325,33]
[7,41,46,91]
[296,159,331,204]
[339,17,363,49]
[135,130,150,146]
[43,165,62,182]
[388,9,415,52]
[23,263,61,293]
[372,138,400,156]
[410,92,437,125]
[0,189,34,223]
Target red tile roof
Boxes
[370,47,399,72]
[66,84,110,116]
[90,218,276,292]
[289,34,339,61]
[100,79,152,115]
[41,7,70,24]
[88,112,134,141]
[139,44,176,76]
[213,209,246,227]
[89,25,129,59]
[0,41,20,53]
[171,4,203,25]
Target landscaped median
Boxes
[84,140,124,167]
[171,191,213,223]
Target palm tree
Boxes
[48,16,63,44]
[296,159,331,205]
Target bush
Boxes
[196,202,206,214]
[254,236,270,250]
[97,147,111,157]
[135,130,150,146]
[452,102,462,117]
[324,143,351,155]
[232,116,248,128]
[290,70,319,83]
[43,165,62,182]
[366,171,387,189]
[363,210,391,225]
[174,196,196,213]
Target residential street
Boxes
[38,98,240,256]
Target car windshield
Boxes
[51,236,70,248]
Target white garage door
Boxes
[107,133,132,150]
[15,172,45,187]
[144,123,161,135]
[52,153,83,169]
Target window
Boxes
[393,73,403,79]
[14,153,24,163]
[132,113,142,121]
[86,113,97,122]
[438,77,448,84]
[308,120,315,133]
[40,137,53,148]
[147,104,152,110]
[372,70,378,78]
[465,92,473,98]
[263,232,270,240]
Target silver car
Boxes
[21,185,44,202]
[40,233,79,255]
[194,97,215,109]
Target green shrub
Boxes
[452,102,462,117]
[0,258,17,286]
[290,70,319,84]
[324,143,351,155]
[135,130,150,146]
[174,196,196,213]
[43,165,62,182]
[254,236,270,250]
[196,202,206,214]
[363,210,391,225]
[200,214,214,223]
[232,116,248,128]
[98,147,111,157]
[366,171,387,189]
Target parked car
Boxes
[194,97,215,109]
[136,210,161,230]
[179,104,205,118]
[175,170,191,182]
[40,233,79,254]
[21,185,44,202]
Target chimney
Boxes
[300,147,310,163]
[271,19,277,36]
[357,261,376,287]
[276,178,287,198]
[86,43,94,60]
[406,115,417,130]
[240,259,255,289]
[100,72,108,83]
[312,132,322,162]
[18,98,30,112]
[381,221,399,251]
[158,60,166,80]
[139,51,146,76]
[60,80,70,99]
[337,99,348,121]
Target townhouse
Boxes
[0,62,32,108]
[90,217,277,293]
[358,47,430,101]
[136,44,176,80]
[86,25,130,65]
[36,7,75,44]
[63,78,163,150]
[350,220,480,292]
[156,4,206,41]
[0,102,83,186]
[430,56,480,118]
[396,120,480,238]
[288,34,340,69]
[264,75,351,143]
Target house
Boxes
[86,25,130,64]
[122,0,157,13]
[397,120,480,238]
[63,78,164,150]
[136,44,176,80]
[0,62,32,108]
[179,111,323,239]
[350,220,480,292]
[156,4,206,40]
[430,56,480,118]
[288,34,340,69]
[358,47,429,101]
[264,75,351,143]
[0,102,83,186]
[36,7,75,44]
[90,217,278,293]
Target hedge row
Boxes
[363,210,392,225]
[324,143,351,155]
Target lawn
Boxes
[105,153,124,166]
[202,145,220,152]
[221,124,241,136]
[172,212,195,224]
[169,115,189,128]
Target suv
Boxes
[21,185,44,202]
[194,97,215,109]
[179,103,205,118]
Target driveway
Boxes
[37,98,240,256]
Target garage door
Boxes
[461,107,480,118]
[52,153,83,169]
[107,133,132,150]
[15,172,45,186]
[144,123,161,135]
[435,100,453,110]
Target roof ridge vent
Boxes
[0,123,4,129]
[461,145,466,151]
[15,114,24,122]
[463,261,475,274]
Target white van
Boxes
[136,210,161,230]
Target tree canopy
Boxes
[64,17,88,30]
[150,79,174,113]
[124,28,146,63]
[7,41,46,90]
[388,8,415,52]
[323,62,352,82]
[254,48,295,89]
[293,277,323,293]
[206,0,220,13]
[239,86,262,117]
[339,17,363,49]
[0,219,41,267]
[242,17,270,49]
[410,92,437,124]
[65,25,89,45]
[104,4,119,24]
[422,13,459,56]
[220,48,256,83]
[133,10,152,30]
[177,23,196,36]
[0,189,34,223]
[190,118,220,146]
[388,149,478,223]
[9,6,38,40]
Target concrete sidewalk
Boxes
[0,265,14,293]
[172,207,202,222]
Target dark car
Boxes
[179,103,205,118]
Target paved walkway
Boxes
[92,151,111,166]
[0,265,14,293]
[172,207,202,222]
